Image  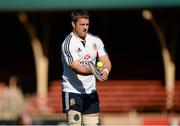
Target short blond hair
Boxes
[71,10,90,23]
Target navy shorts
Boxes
[62,91,100,114]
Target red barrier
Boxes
[48,80,180,113]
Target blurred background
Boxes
[0,0,180,125]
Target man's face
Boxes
[72,18,89,39]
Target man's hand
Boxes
[100,68,109,82]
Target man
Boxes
[61,10,111,126]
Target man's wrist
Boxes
[103,68,109,75]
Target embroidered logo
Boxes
[93,44,97,51]
[77,48,82,52]
[84,54,91,61]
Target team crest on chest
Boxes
[77,48,82,52]
[93,44,97,51]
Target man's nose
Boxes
[84,26,88,31]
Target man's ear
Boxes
[71,21,75,28]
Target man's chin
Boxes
[80,35,87,39]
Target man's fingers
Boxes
[100,70,108,81]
